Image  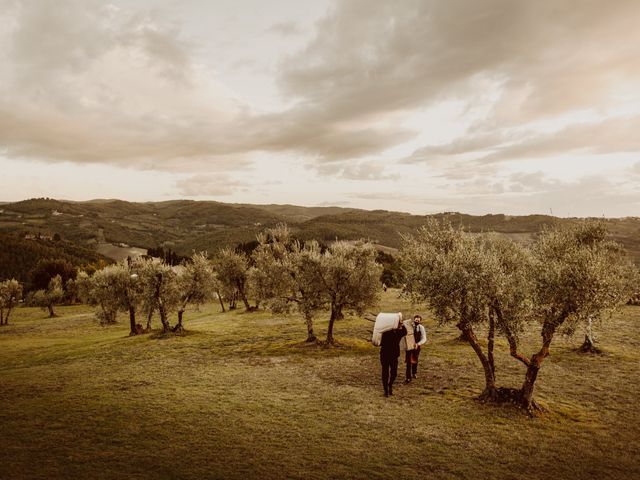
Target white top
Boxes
[414,323,427,347]
[400,322,427,351]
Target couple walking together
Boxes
[378,314,426,397]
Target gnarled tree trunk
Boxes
[173,309,184,333]
[216,292,226,312]
[145,309,154,331]
[304,311,316,342]
[159,305,171,333]
[579,316,600,353]
[128,306,137,336]
[458,322,497,400]
[520,323,556,411]
[326,305,341,345]
[237,281,251,311]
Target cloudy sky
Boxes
[1,0,639,217]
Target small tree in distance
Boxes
[298,240,381,345]
[215,248,253,311]
[82,265,123,325]
[29,275,64,317]
[0,279,23,326]
[138,259,180,334]
[174,252,216,332]
[251,225,324,342]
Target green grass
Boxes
[1,290,639,479]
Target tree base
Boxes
[477,387,521,404]
[578,338,602,354]
[129,324,149,336]
[477,387,545,416]
[305,334,317,343]
[172,324,184,333]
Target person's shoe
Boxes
[384,392,389,397]
[412,374,417,379]
[388,388,393,396]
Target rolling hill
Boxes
[1,198,639,265]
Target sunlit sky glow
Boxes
[1,0,639,217]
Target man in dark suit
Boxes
[379,318,407,397]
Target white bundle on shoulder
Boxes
[371,312,402,346]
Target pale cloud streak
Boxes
[175,174,245,196]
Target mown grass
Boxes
[1,290,639,479]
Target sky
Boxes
[1,0,639,217]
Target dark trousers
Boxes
[380,355,398,394]
[405,348,421,379]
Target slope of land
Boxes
[0,291,638,479]
[0,232,111,284]
[1,198,639,264]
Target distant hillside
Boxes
[238,204,362,223]
[1,198,639,265]
[0,232,110,284]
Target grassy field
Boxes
[1,290,639,479]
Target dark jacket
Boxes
[380,325,407,360]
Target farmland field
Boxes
[95,243,148,262]
[1,290,639,479]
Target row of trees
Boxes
[250,226,381,344]
[74,253,216,335]
[71,227,382,344]
[400,220,637,412]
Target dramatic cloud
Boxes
[1,0,639,215]
[0,0,244,170]
[271,0,640,174]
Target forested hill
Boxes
[0,232,110,284]
[1,198,639,264]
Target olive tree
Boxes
[251,225,324,342]
[84,265,125,325]
[512,222,636,411]
[401,220,635,411]
[0,279,23,326]
[400,220,505,399]
[214,248,253,311]
[29,275,64,317]
[137,259,180,333]
[174,252,216,332]
[79,262,145,333]
[484,237,534,373]
[298,240,381,345]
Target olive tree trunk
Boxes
[326,305,341,345]
[216,292,226,312]
[520,324,556,411]
[128,306,137,336]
